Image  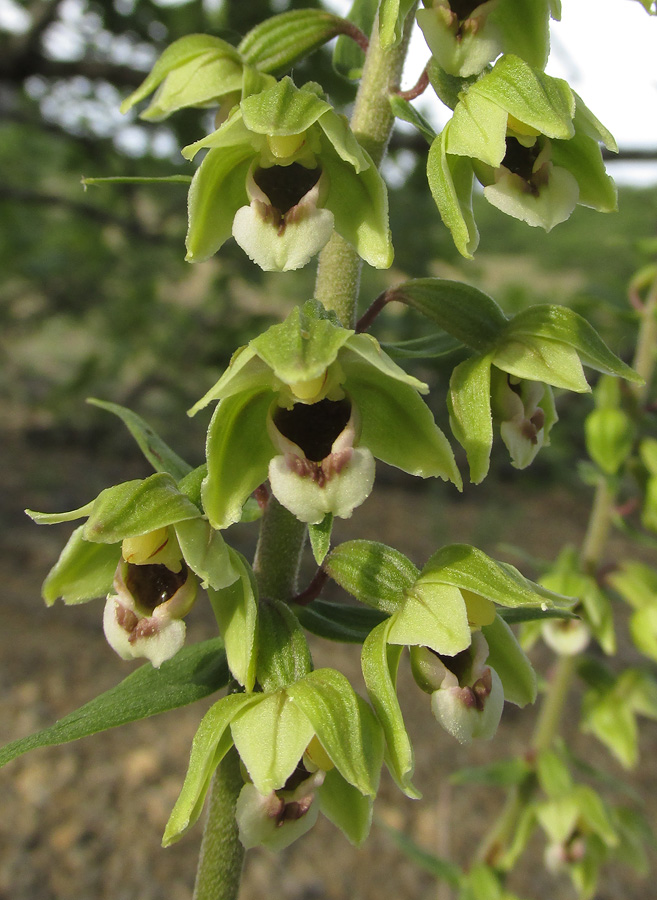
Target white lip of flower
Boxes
[266,398,376,524]
[103,559,197,668]
[236,769,325,851]
[496,376,548,469]
[231,160,334,272]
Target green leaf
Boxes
[202,388,275,529]
[482,614,537,707]
[42,526,121,606]
[174,518,238,590]
[231,688,316,794]
[287,668,384,797]
[450,757,532,788]
[378,820,462,886]
[582,688,638,769]
[427,125,479,258]
[0,639,230,769]
[163,692,259,846]
[448,354,494,484]
[503,306,642,384]
[388,582,470,655]
[361,619,419,797]
[318,766,373,845]
[420,543,573,609]
[83,473,201,544]
[295,599,387,643]
[238,10,347,75]
[381,333,463,359]
[207,548,258,691]
[325,540,419,614]
[88,399,192,481]
[256,598,313,692]
[309,513,333,564]
[391,278,508,352]
[389,96,436,143]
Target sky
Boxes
[1,0,656,182]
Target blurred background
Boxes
[1,1,656,898]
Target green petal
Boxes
[447,354,494,484]
[189,345,273,415]
[492,335,590,392]
[343,332,428,392]
[345,361,462,486]
[447,91,510,167]
[185,146,253,263]
[256,598,313,692]
[550,131,617,212]
[318,768,374,845]
[482,614,537,707]
[317,106,370,172]
[175,518,239,590]
[202,389,275,529]
[140,54,243,122]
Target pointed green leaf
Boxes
[448,355,494,484]
[238,10,347,75]
[325,540,419,613]
[318,767,373,845]
[295,599,387,643]
[287,668,384,797]
[83,473,201,544]
[174,518,238,591]
[42,526,121,606]
[163,693,259,846]
[392,278,507,352]
[207,548,258,691]
[88,399,192,481]
[26,500,95,525]
[361,619,419,797]
[503,305,642,383]
[389,96,436,143]
[388,582,470,655]
[256,598,313,692]
[309,513,333,564]
[0,638,230,770]
[202,388,275,529]
[482,614,537,707]
[231,688,315,794]
[427,125,479,258]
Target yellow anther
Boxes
[507,115,541,138]
[122,528,170,565]
[463,590,496,628]
[290,373,327,402]
[305,735,334,772]
[267,133,306,159]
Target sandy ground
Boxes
[1,432,655,900]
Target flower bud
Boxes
[417,0,502,77]
[491,369,555,469]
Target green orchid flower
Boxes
[182,77,393,271]
[190,300,461,528]
[427,55,617,256]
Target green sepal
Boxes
[450,757,532,788]
[82,473,200,544]
[420,543,575,609]
[550,130,617,212]
[88,398,192,481]
[231,689,316,794]
[448,354,494,484]
[82,175,192,187]
[0,638,230,770]
[387,581,470,655]
[287,668,384,797]
[42,526,121,606]
[391,278,507,352]
[585,408,635,475]
[325,540,419,614]
[482,614,537,707]
[427,123,479,258]
[251,300,352,385]
[162,691,260,845]
[207,548,258,691]
[256,598,313,692]
[427,58,479,111]
[174,518,239,591]
[26,500,95,525]
[492,334,589,393]
[309,513,333,564]
[389,96,436,143]
[361,618,419,797]
[119,35,242,118]
[185,145,253,263]
[240,75,331,135]
[501,305,643,384]
[346,360,462,486]
[342,332,428,391]
[238,10,347,75]
[378,0,416,47]
[494,0,551,69]
[294,599,387,643]
[333,0,375,80]
[202,388,275,529]
[446,90,511,167]
[318,767,373,845]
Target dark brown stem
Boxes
[292,567,329,607]
[356,290,393,332]
[396,66,430,101]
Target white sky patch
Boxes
[0,0,31,33]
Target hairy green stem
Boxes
[253,495,308,601]
[192,748,245,900]
[314,4,418,326]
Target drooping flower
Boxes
[189,300,461,528]
[182,77,393,271]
